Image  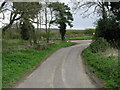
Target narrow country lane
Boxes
[16,40,97,88]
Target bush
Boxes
[82,47,119,88]
[90,38,110,53]
[12,33,21,39]
[95,17,120,48]
[3,30,21,40]
[20,20,34,40]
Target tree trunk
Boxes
[45,5,49,43]
[61,34,65,41]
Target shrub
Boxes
[95,17,120,47]
[12,33,21,39]
[82,47,119,88]
[3,30,21,40]
[90,37,110,53]
[20,20,34,40]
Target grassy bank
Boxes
[82,47,119,88]
[2,41,76,88]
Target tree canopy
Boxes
[72,1,120,48]
[49,2,73,40]
[2,2,42,32]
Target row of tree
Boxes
[1,1,73,43]
[1,1,120,47]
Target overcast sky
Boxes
[59,0,99,30]
[0,0,99,30]
[69,11,98,30]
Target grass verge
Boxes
[2,41,76,88]
[82,47,119,88]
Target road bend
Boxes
[16,40,97,88]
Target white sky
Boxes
[59,0,99,30]
[0,0,99,30]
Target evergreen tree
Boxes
[20,20,34,40]
[49,2,73,41]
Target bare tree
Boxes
[71,0,110,19]
[0,0,7,12]
[41,1,54,43]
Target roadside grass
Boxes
[2,39,29,50]
[2,41,76,88]
[82,47,119,88]
[67,36,93,40]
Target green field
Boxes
[3,29,95,42]
[68,36,93,40]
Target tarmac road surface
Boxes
[16,40,97,88]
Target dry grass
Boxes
[103,48,118,57]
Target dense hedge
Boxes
[90,38,110,53]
